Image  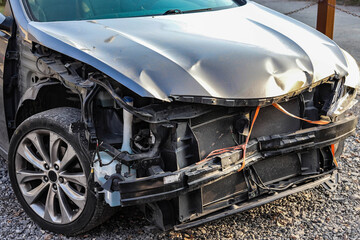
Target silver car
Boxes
[0,0,359,235]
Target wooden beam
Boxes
[316,0,336,39]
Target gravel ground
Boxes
[0,97,359,240]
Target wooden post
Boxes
[316,0,336,39]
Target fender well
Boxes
[15,82,81,128]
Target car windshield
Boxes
[25,0,246,22]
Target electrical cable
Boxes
[273,103,339,167]
[272,103,330,125]
[249,167,296,191]
[331,144,338,167]
[238,106,260,172]
[196,106,261,168]
[197,102,337,171]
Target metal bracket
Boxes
[321,170,340,192]
[6,51,19,60]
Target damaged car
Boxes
[0,0,359,235]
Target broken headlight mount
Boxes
[314,76,358,121]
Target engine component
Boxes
[121,96,134,154]
[94,151,121,207]
[94,150,138,206]
[133,129,156,153]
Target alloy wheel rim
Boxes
[15,130,87,224]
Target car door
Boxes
[0,2,12,157]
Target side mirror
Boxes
[0,13,13,32]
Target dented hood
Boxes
[27,1,351,101]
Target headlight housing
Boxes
[327,85,357,118]
[326,50,359,119]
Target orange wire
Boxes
[272,103,330,125]
[238,106,261,172]
[196,106,261,166]
[274,102,339,167]
[197,102,335,171]
[331,144,338,167]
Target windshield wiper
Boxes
[163,8,213,16]
[163,9,183,15]
[183,8,213,13]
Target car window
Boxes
[24,0,246,22]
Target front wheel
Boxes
[8,108,113,235]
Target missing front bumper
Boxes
[105,116,356,205]
[100,115,357,230]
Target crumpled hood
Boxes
[28,1,351,101]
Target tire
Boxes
[8,107,114,235]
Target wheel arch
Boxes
[15,81,81,130]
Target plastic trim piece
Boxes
[174,173,332,230]
[108,116,357,206]
[171,75,334,107]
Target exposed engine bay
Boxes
[6,43,357,230]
